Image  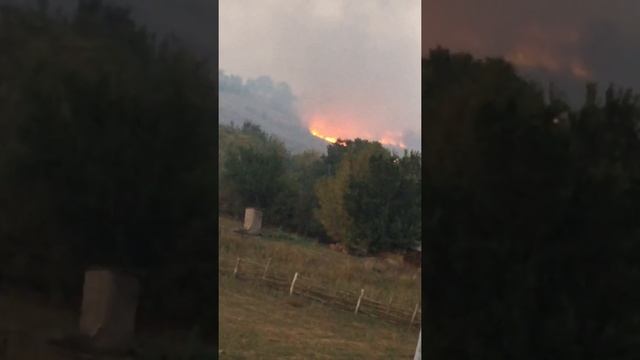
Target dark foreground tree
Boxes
[424,48,640,359]
[0,1,216,333]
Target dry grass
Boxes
[0,290,215,359]
[218,216,421,310]
[218,216,421,359]
[219,274,419,359]
[0,291,77,360]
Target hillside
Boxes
[219,89,328,154]
[218,71,417,155]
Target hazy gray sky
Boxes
[220,0,421,149]
[0,0,217,60]
[423,0,640,100]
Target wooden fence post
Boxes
[386,295,393,315]
[410,302,420,326]
[355,289,365,314]
[289,272,299,295]
[262,258,272,279]
[233,257,241,277]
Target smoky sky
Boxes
[423,0,640,101]
[220,0,421,149]
[0,0,217,61]
[108,0,217,61]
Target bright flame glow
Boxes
[379,131,407,149]
[308,115,407,149]
[310,128,338,143]
[379,137,407,149]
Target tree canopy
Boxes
[424,47,640,359]
[0,0,216,332]
[219,126,423,252]
[314,140,421,254]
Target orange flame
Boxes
[310,128,338,143]
[504,26,592,81]
[379,138,407,149]
[308,116,407,149]
[308,114,363,144]
[379,131,407,149]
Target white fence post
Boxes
[410,302,420,326]
[262,258,272,279]
[233,257,241,277]
[354,289,365,314]
[413,330,421,360]
[289,272,299,295]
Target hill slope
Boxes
[219,89,328,154]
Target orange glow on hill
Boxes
[310,128,338,144]
[379,134,407,149]
[307,114,407,149]
[505,28,592,81]
[307,114,364,144]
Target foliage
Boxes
[222,123,287,209]
[423,47,640,359]
[315,140,422,254]
[219,124,422,252]
[0,1,215,333]
[219,122,327,237]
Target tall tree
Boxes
[0,1,216,331]
[423,48,640,359]
[315,140,421,254]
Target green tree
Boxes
[221,122,287,213]
[315,140,421,254]
[279,150,326,236]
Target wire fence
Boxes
[219,255,422,329]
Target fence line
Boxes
[219,256,421,328]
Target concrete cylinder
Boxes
[243,208,263,234]
[78,268,139,351]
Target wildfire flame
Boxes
[505,27,592,81]
[307,114,408,149]
[310,128,338,144]
[379,136,407,149]
[309,126,406,149]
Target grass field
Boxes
[0,289,215,359]
[219,216,421,309]
[218,216,421,359]
[0,216,420,359]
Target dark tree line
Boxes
[424,47,640,359]
[219,123,422,254]
[0,1,216,334]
